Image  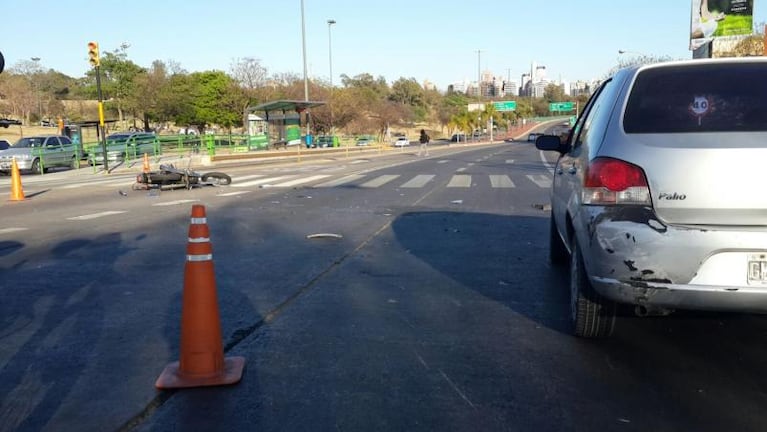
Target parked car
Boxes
[314,135,338,148]
[90,132,159,164]
[0,118,22,128]
[527,133,542,142]
[450,133,467,142]
[393,136,410,147]
[537,58,767,338]
[0,135,82,174]
[355,135,375,146]
[0,139,10,150]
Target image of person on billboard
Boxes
[690,0,754,50]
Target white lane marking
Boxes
[447,175,472,188]
[233,174,266,182]
[361,175,400,188]
[0,227,29,234]
[153,199,199,207]
[456,167,467,173]
[400,175,434,188]
[271,174,332,187]
[505,159,515,164]
[58,178,136,189]
[438,160,449,164]
[67,211,127,220]
[350,160,369,164]
[489,175,515,188]
[527,174,552,188]
[314,174,366,188]
[540,151,556,175]
[217,191,252,197]
[232,175,294,188]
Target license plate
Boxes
[747,254,767,285]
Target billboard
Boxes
[690,0,754,50]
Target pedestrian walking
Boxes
[418,129,430,157]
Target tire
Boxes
[569,235,616,338]
[30,159,41,174]
[549,216,569,266]
[70,156,79,170]
[201,172,231,185]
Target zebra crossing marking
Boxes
[361,175,400,188]
[489,175,515,188]
[232,175,294,188]
[400,175,434,188]
[314,174,366,188]
[270,174,332,187]
[447,175,472,188]
[526,174,552,188]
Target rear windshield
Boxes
[624,62,767,133]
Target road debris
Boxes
[306,233,343,240]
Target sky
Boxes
[2,0,765,91]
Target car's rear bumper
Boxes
[577,206,767,312]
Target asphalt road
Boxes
[1,138,767,432]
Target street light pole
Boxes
[300,0,310,140]
[327,19,336,135]
[30,57,42,120]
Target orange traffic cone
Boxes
[155,204,245,389]
[9,158,25,201]
[142,153,150,173]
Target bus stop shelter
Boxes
[247,100,325,149]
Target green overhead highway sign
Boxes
[549,102,574,112]
[492,101,517,111]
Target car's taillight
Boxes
[582,157,651,205]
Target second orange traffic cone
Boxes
[142,153,150,173]
[9,158,25,201]
[155,204,245,389]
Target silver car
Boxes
[0,135,82,174]
[90,132,159,164]
[537,58,767,338]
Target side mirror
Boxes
[535,134,570,154]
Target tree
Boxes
[230,57,269,126]
[543,83,567,103]
[93,45,145,123]
[175,71,241,133]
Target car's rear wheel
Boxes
[30,159,41,174]
[570,235,616,338]
[549,216,568,266]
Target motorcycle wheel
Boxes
[201,172,232,185]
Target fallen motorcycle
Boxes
[132,163,232,190]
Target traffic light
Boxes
[87,42,100,67]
